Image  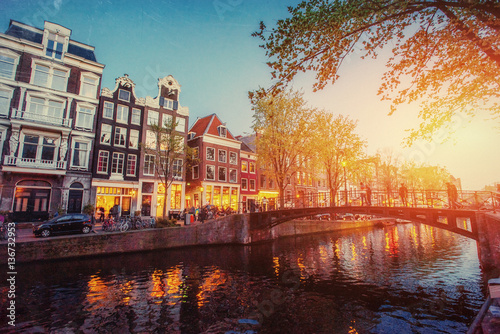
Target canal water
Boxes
[2,223,487,333]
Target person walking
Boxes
[447,182,458,209]
[360,182,367,206]
[399,183,408,207]
[366,184,372,206]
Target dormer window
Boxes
[159,96,178,110]
[218,125,227,138]
[187,132,195,140]
[45,33,65,59]
[42,22,71,61]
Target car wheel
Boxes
[82,226,91,234]
[41,229,51,238]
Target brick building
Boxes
[0,20,104,221]
[186,114,240,211]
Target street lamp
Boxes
[200,187,204,206]
[342,161,348,206]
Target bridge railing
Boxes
[252,189,500,211]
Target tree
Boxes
[251,90,319,209]
[142,117,197,218]
[314,112,366,205]
[253,0,500,144]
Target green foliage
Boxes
[82,203,95,215]
[254,0,500,144]
[155,218,179,228]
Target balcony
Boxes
[11,108,72,128]
[3,155,66,170]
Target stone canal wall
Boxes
[0,215,381,264]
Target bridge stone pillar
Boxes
[476,213,500,276]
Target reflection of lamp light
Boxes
[131,190,136,196]
[342,161,348,206]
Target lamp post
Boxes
[200,186,204,207]
[342,161,348,206]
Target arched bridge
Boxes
[249,206,480,240]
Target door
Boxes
[13,188,51,222]
[67,190,83,213]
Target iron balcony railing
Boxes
[250,189,500,211]
[11,108,72,128]
[3,155,66,170]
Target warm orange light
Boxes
[341,161,347,167]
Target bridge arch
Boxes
[249,206,478,240]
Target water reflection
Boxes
[1,223,488,333]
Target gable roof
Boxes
[189,114,237,141]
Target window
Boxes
[45,32,65,59]
[176,117,185,132]
[111,152,125,174]
[97,151,109,173]
[147,110,159,125]
[241,161,248,172]
[118,89,130,102]
[0,127,6,157]
[187,132,195,140]
[103,102,114,119]
[192,147,199,159]
[21,134,57,162]
[206,147,215,161]
[131,108,141,125]
[219,167,227,182]
[100,124,112,145]
[129,129,139,149]
[242,178,248,190]
[144,154,155,175]
[126,155,137,176]
[229,169,237,183]
[114,127,127,147]
[80,73,99,98]
[0,49,19,80]
[260,175,266,188]
[192,165,199,179]
[71,140,89,169]
[31,63,69,91]
[206,165,215,180]
[0,89,12,117]
[218,126,227,137]
[28,96,64,120]
[75,105,94,130]
[173,159,183,178]
[249,162,256,174]
[159,96,178,110]
[230,152,237,165]
[162,114,173,128]
[269,178,275,189]
[219,149,227,163]
[116,105,129,123]
[145,130,156,149]
[249,179,256,191]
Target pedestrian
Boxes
[200,207,206,223]
[399,183,408,207]
[447,182,458,209]
[360,182,367,206]
[366,184,372,206]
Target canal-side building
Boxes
[186,114,240,211]
[0,20,104,221]
[235,135,259,212]
[91,74,144,218]
[138,75,189,218]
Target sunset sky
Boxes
[1,0,499,189]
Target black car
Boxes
[33,213,93,237]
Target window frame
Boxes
[249,179,256,191]
[116,104,129,124]
[75,103,95,131]
[30,59,70,91]
[241,160,248,173]
[229,169,237,183]
[206,147,215,161]
[0,85,14,117]
[229,152,238,165]
[70,137,91,169]
[241,178,248,190]
[79,72,100,98]
[249,161,256,174]
[111,152,125,175]
[206,165,215,181]
[147,110,159,126]
[0,48,20,80]
[129,129,139,149]
[144,154,156,176]
[218,166,227,182]
[114,127,127,147]
[118,89,131,102]
[100,123,112,145]
[218,149,227,163]
[192,165,199,179]
[97,150,109,174]
[131,108,141,125]
[103,101,114,119]
[126,154,137,176]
